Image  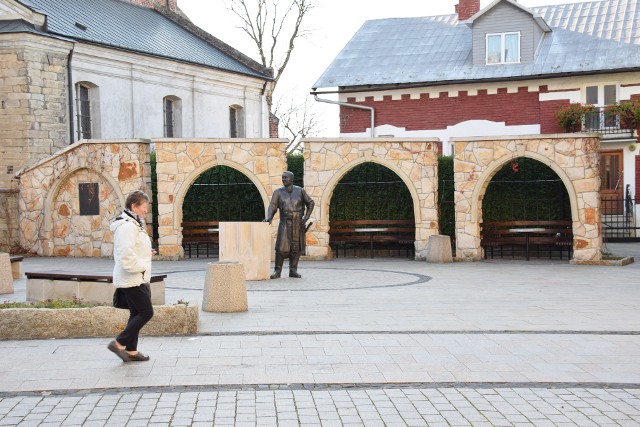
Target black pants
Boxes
[116,284,153,351]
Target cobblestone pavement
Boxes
[1,386,639,426]
[0,243,639,425]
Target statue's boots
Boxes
[270,253,284,279]
[289,252,302,278]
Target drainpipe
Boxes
[313,94,375,137]
[260,81,268,138]
[67,45,75,144]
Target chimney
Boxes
[455,0,481,21]
[126,0,177,13]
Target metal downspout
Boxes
[313,94,375,137]
[67,45,75,144]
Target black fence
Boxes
[602,187,639,241]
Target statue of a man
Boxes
[264,171,315,279]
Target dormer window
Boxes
[486,32,520,64]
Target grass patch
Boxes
[0,297,104,309]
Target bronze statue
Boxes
[264,171,315,279]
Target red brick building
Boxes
[313,0,640,218]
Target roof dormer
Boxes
[463,0,551,66]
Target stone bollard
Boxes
[202,262,248,312]
[0,253,13,295]
[426,235,453,263]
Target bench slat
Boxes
[25,272,167,283]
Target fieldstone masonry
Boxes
[0,36,72,249]
[303,138,440,259]
[153,139,288,259]
[453,134,602,261]
[17,140,151,256]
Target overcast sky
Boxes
[178,0,589,137]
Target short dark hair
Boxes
[125,190,150,209]
[283,171,294,178]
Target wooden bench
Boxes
[329,219,415,258]
[481,220,573,260]
[181,221,219,258]
[10,255,23,279]
[25,271,167,304]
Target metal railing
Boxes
[582,108,636,136]
[602,186,639,241]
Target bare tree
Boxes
[275,94,322,152]
[225,0,315,94]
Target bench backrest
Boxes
[481,220,573,238]
[181,221,219,236]
[329,219,415,237]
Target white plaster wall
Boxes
[601,139,640,224]
[71,44,269,141]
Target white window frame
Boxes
[486,32,521,65]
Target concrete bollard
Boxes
[0,253,13,295]
[426,235,453,263]
[202,262,248,312]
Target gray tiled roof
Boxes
[16,0,270,79]
[313,0,640,89]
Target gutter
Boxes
[311,67,640,96]
[313,95,375,137]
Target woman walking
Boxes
[107,190,156,362]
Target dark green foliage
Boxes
[329,163,414,221]
[438,156,455,238]
[286,153,304,186]
[182,166,264,222]
[483,157,571,221]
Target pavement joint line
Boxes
[2,330,638,342]
[2,382,640,398]
[164,267,433,291]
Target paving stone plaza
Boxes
[1,244,639,426]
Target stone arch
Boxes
[303,138,439,259]
[453,135,602,262]
[173,159,270,230]
[470,151,580,225]
[319,157,422,229]
[43,166,124,256]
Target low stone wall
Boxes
[0,303,198,340]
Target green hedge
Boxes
[329,162,414,221]
[157,152,568,239]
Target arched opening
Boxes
[480,157,573,260]
[328,162,415,258]
[181,165,263,257]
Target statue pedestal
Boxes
[219,222,271,280]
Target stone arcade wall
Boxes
[453,134,602,261]
[17,140,151,256]
[153,139,288,259]
[303,138,440,259]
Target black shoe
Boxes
[125,352,150,362]
[107,340,131,362]
[289,271,302,278]
[270,269,282,279]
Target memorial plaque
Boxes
[79,182,99,215]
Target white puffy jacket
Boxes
[110,211,152,288]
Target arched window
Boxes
[75,82,99,141]
[229,105,245,138]
[163,96,182,137]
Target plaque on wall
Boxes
[79,182,99,215]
